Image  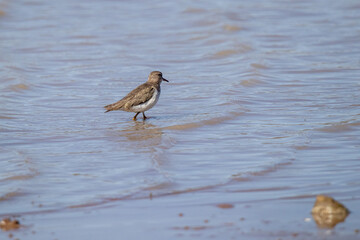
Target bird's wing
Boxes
[123,84,156,110]
[104,83,156,112]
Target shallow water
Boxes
[1,0,360,239]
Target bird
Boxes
[104,71,169,120]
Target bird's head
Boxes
[148,71,169,84]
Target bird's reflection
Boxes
[106,120,164,154]
[105,120,170,179]
[121,121,162,143]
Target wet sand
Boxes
[1,0,360,239]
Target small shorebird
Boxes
[104,71,169,120]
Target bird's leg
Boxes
[142,112,147,120]
[133,112,140,121]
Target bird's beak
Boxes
[162,77,169,82]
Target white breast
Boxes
[131,88,160,112]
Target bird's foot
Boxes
[133,112,140,121]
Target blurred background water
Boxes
[0,0,359,239]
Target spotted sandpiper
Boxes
[104,71,169,120]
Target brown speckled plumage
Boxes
[104,71,168,120]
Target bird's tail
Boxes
[104,101,124,113]
[104,103,115,113]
